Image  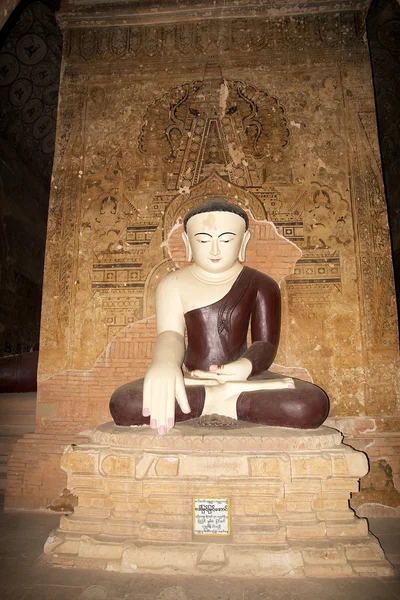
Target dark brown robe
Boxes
[110,267,329,429]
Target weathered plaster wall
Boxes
[5,1,400,512]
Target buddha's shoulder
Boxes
[157,268,190,292]
[246,267,280,293]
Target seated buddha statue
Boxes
[110,198,329,435]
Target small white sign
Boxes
[193,498,230,536]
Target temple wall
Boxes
[5,2,400,513]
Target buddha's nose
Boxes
[210,239,220,256]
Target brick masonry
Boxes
[42,423,393,577]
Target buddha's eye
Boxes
[196,238,210,243]
[218,231,236,244]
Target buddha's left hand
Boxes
[190,357,252,383]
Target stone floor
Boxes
[0,498,400,600]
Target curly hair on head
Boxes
[183,197,249,231]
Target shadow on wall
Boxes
[367,0,400,329]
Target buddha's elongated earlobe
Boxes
[182,231,193,262]
[239,230,251,262]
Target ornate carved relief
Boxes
[353,110,397,350]
[64,13,365,63]
[253,183,350,305]
[346,96,399,414]
[63,69,294,353]
[49,66,360,373]
[39,75,87,376]
[162,172,266,238]
[139,67,290,188]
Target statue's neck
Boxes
[189,262,244,285]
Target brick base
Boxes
[5,417,400,516]
[43,423,392,577]
[327,417,400,517]
[5,431,87,510]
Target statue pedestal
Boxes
[44,423,392,577]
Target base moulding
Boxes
[43,422,393,577]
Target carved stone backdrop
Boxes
[40,51,398,417]
[5,2,400,514]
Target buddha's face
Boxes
[183,211,250,273]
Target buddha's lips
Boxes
[210,258,222,263]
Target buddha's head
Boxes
[182,198,251,273]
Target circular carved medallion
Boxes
[0,53,20,86]
[16,34,47,65]
[22,98,43,123]
[9,78,33,107]
[43,82,59,106]
[42,130,56,154]
[378,91,398,125]
[371,48,395,79]
[378,20,400,50]
[6,120,23,148]
[32,62,57,87]
[19,136,35,161]
[33,114,53,139]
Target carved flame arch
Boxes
[162,172,266,240]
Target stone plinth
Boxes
[44,423,393,577]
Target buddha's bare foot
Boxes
[201,385,238,419]
[200,378,296,419]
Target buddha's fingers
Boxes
[209,364,242,377]
[142,378,151,418]
[190,369,219,381]
[151,380,166,434]
[210,358,252,381]
[156,384,168,436]
[175,375,191,414]
[224,378,295,394]
[209,364,225,374]
[184,376,219,387]
[165,380,175,432]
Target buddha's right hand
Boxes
[142,363,190,435]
